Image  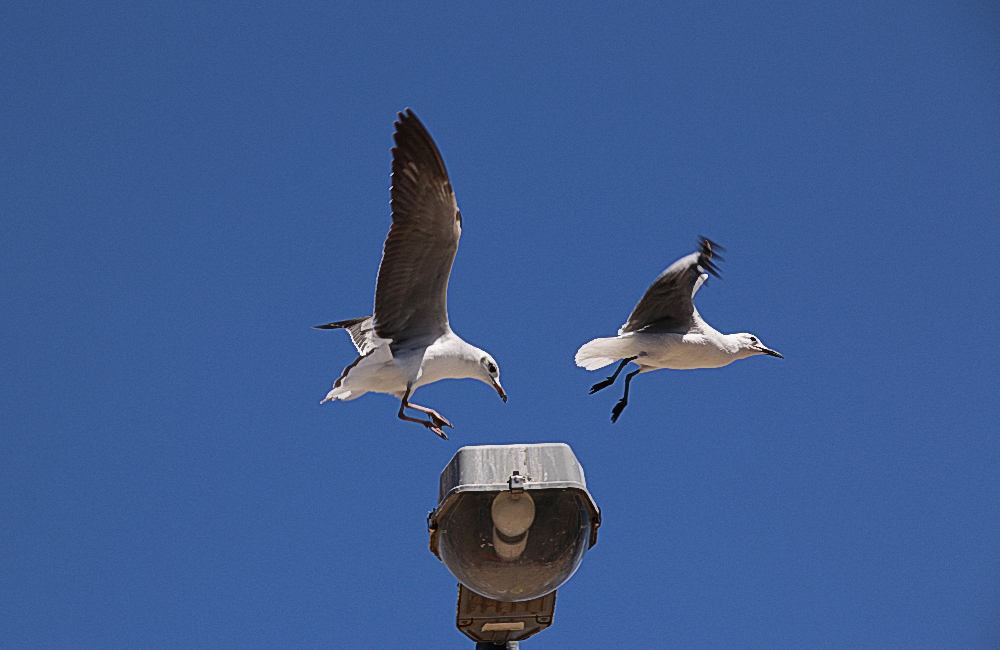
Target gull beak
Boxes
[761,347,783,359]
[492,380,507,403]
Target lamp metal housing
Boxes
[428,443,600,604]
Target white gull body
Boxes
[315,110,506,439]
[576,238,781,422]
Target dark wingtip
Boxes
[698,236,727,254]
[395,107,419,128]
[698,236,725,278]
[391,107,444,175]
[392,108,411,136]
[313,324,334,329]
[701,256,723,279]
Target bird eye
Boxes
[487,362,497,374]
[750,336,758,344]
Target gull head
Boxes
[477,353,507,402]
[734,333,783,359]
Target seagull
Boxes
[314,109,506,440]
[575,237,782,423]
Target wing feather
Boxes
[619,237,723,334]
[313,316,381,356]
[373,109,461,344]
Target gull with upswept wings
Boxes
[576,238,781,423]
[315,109,506,440]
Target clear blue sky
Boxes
[2,2,998,648]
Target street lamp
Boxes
[428,443,601,647]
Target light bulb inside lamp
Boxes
[491,491,536,561]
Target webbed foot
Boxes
[590,377,616,394]
[611,399,628,423]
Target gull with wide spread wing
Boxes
[315,109,506,439]
[576,238,781,423]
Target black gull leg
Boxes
[590,356,638,394]
[611,368,641,423]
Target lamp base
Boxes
[456,583,555,645]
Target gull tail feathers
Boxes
[321,386,367,403]
[321,351,379,404]
[575,336,633,371]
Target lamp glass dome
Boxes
[436,489,592,601]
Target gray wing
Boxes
[619,237,723,334]
[373,109,461,344]
[313,316,378,356]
